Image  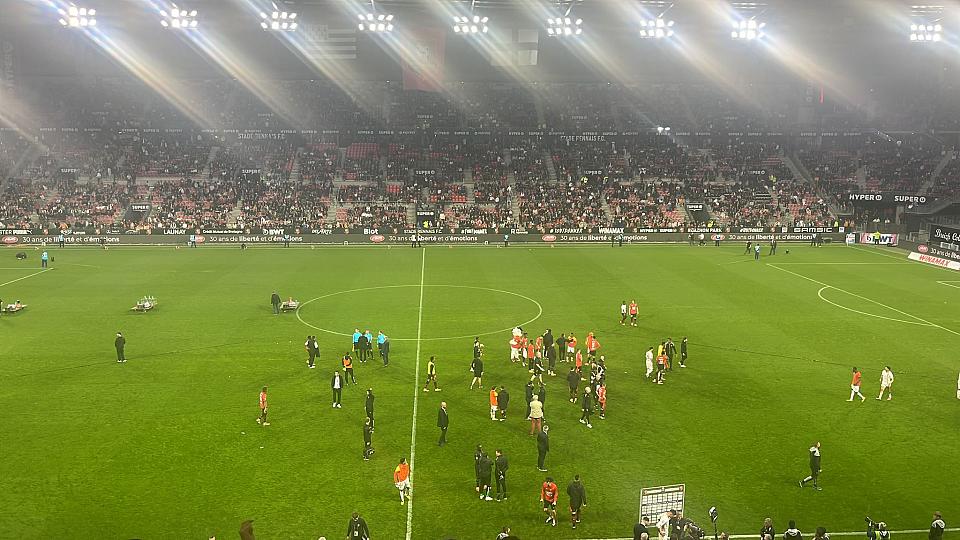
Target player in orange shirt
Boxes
[489,386,499,421]
[585,332,600,360]
[394,457,411,504]
[541,476,559,527]
[848,366,865,402]
[656,353,668,384]
[575,349,584,376]
[256,386,270,426]
[628,300,639,326]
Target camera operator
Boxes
[866,518,890,540]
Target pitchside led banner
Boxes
[846,192,929,207]
[930,224,960,248]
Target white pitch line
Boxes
[0,268,51,288]
[768,263,960,338]
[817,287,933,326]
[937,281,960,289]
[577,528,960,540]
[849,244,909,261]
[405,247,426,540]
[772,262,910,265]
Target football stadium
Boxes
[1,1,959,539]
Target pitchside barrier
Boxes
[0,229,847,246]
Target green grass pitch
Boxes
[1,243,958,540]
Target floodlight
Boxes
[546,15,582,37]
[260,7,299,31]
[159,4,199,30]
[358,12,395,31]
[730,19,765,40]
[453,14,490,34]
[58,4,96,27]
[639,18,675,38]
[908,21,943,43]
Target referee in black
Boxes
[799,441,822,490]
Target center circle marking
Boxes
[295,284,543,341]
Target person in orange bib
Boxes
[394,458,411,504]
[489,386,499,420]
[656,353,668,384]
[597,383,607,419]
[575,350,585,377]
[628,300,639,326]
[342,353,356,384]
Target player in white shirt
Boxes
[656,511,673,540]
[876,366,894,401]
[645,347,655,379]
[620,301,628,325]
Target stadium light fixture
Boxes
[159,5,199,30]
[546,17,583,37]
[357,12,395,32]
[730,19,765,40]
[57,4,97,28]
[453,15,489,35]
[259,2,298,32]
[909,23,943,42]
[639,18,675,39]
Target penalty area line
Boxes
[0,268,52,288]
[768,263,960,338]
[405,247,426,540]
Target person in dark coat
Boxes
[346,512,370,540]
[536,424,550,471]
[538,383,546,415]
[437,401,449,446]
[115,332,126,363]
[497,385,510,421]
[239,519,255,540]
[494,448,509,501]
[270,291,281,314]
[567,474,588,529]
[362,417,374,460]
[567,366,580,402]
[365,389,375,430]
[478,451,494,500]
[357,332,369,363]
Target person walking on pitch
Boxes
[423,355,441,391]
[394,458,411,504]
[497,385,510,421]
[470,355,484,390]
[362,417,374,460]
[536,425,550,471]
[270,291,281,314]
[489,386,499,421]
[877,366,894,400]
[567,474,588,529]
[342,353,356,385]
[365,388,375,429]
[477,450,493,501]
[331,371,344,408]
[541,476,559,527]
[799,441,822,490]
[579,386,593,428]
[256,386,270,426]
[848,367,865,402]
